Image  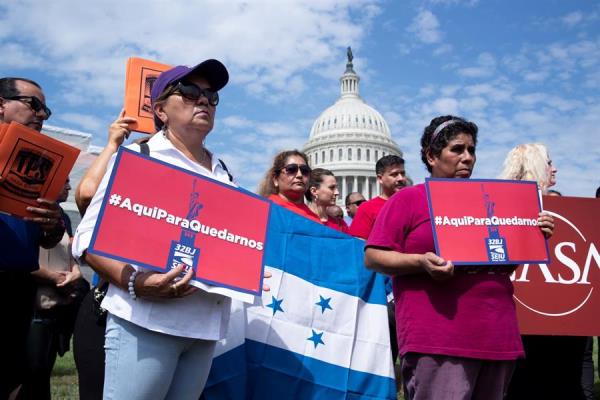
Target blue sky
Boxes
[1,0,598,196]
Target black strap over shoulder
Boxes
[138,140,233,183]
[139,141,150,156]
[219,159,234,182]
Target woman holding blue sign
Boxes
[73,59,264,400]
[365,116,554,400]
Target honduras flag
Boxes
[202,203,396,399]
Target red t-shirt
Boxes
[348,196,387,239]
[323,218,349,234]
[366,184,523,361]
[268,194,320,223]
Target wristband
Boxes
[128,269,140,300]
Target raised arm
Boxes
[76,109,136,215]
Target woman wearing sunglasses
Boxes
[305,168,349,233]
[257,150,320,223]
[73,60,250,400]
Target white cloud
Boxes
[457,52,496,78]
[562,11,584,27]
[0,43,44,69]
[58,113,105,133]
[433,43,453,56]
[407,10,442,44]
[427,0,479,5]
[0,1,381,107]
[221,115,254,129]
[523,70,550,82]
[429,97,460,115]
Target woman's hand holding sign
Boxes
[262,271,272,292]
[133,264,197,298]
[538,212,554,239]
[420,252,454,281]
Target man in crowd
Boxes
[348,155,407,239]
[0,77,65,398]
[345,192,365,220]
[348,154,407,387]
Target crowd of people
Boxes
[0,58,598,400]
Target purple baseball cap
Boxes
[151,59,229,129]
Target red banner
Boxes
[514,196,600,335]
[426,178,549,266]
[88,148,270,297]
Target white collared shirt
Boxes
[73,132,233,339]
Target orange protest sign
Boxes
[124,57,171,134]
[0,123,8,143]
[0,122,80,218]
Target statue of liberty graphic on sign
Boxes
[167,179,202,274]
[481,184,508,263]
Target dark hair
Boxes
[0,77,42,98]
[152,82,181,130]
[305,168,335,202]
[375,155,405,175]
[257,150,309,197]
[344,192,363,206]
[547,189,562,196]
[420,115,478,173]
[596,186,600,199]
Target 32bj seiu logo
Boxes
[3,149,53,198]
[512,208,600,318]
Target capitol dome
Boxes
[303,48,402,206]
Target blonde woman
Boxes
[501,143,585,400]
[500,143,557,194]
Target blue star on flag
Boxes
[307,329,325,348]
[315,295,332,313]
[266,296,284,315]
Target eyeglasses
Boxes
[3,95,52,119]
[173,81,219,106]
[347,199,366,207]
[281,163,311,177]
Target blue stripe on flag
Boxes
[264,204,387,305]
[204,340,396,400]
[202,345,246,400]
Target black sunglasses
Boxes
[4,95,52,118]
[347,199,366,207]
[173,81,219,107]
[281,163,311,177]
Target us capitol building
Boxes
[302,48,403,206]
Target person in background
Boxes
[72,109,136,400]
[588,190,600,397]
[0,77,65,399]
[547,189,562,197]
[73,59,267,399]
[345,192,365,220]
[365,116,554,400]
[326,205,346,231]
[347,154,407,378]
[257,150,320,223]
[19,178,89,400]
[348,155,407,239]
[305,168,349,233]
[500,143,585,400]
